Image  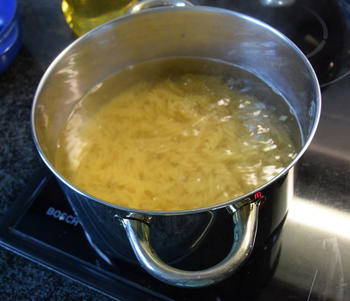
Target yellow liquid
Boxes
[55,58,300,211]
[62,0,138,36]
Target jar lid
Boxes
[0,0,21,74]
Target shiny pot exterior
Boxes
[31,4,321,287]
[61,168,293,263]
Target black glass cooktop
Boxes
[199,0,350,87]
[1,0,350,300]
[0,168,285,300]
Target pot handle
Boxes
[127,0,194,15]
[120,202,259,287]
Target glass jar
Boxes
[62,0,138,36]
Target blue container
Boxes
[0,0,21,74]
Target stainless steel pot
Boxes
[31,0,321,288]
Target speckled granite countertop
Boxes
[0,1,110,299]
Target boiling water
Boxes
[54,58,301,211]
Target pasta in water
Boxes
[55,58,300,211]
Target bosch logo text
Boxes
[46,207,79,226]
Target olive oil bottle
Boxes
[62,0,138,36]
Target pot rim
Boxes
[31,5,321,216]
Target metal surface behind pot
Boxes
[31,5,321,287]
